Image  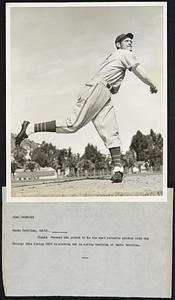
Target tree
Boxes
[130,129,163,171]
[50,148,70,176]
[58,148,68,175]
[31,141,56,167]
[145,130,163,170]
[104,155,112,173]
[11,160,18,177]
[82,144,105,172]
[50,149,62,177]
[13,147,27,168]
[121,150,136,173]
[78,159,95,176]
[24,161,40,172]
[31,147,49,167]
[66,148,80,176]
[130,130,148,161]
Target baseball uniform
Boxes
[54,49,140,149]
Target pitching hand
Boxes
[150,85,158,94]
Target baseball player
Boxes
[15,33,158,183]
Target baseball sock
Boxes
[26,120,56,136]
[109,147,123,172]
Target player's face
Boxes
[119,38,132,51]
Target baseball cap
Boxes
[115,33,134,44]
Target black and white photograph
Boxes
[7,2,167,201]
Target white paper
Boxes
[2,188,173,297]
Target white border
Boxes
[163,2,167,198]
[6,195,167,203]
[6,2,167,203]
[6,2,166,8]
[6,4,12,202]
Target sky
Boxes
[9,3,166,155]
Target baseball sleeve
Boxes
[121,50,140,71]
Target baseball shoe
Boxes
[111,166,124,183]
[111,171,123,183]
[15,121,30,147]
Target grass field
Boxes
[11,172,163,197]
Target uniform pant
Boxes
[56,80,121,149]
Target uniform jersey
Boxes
[92,49,140,91]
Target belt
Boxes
[97,79,112,90]
[86,79,112,90]
[98,80,118,94]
